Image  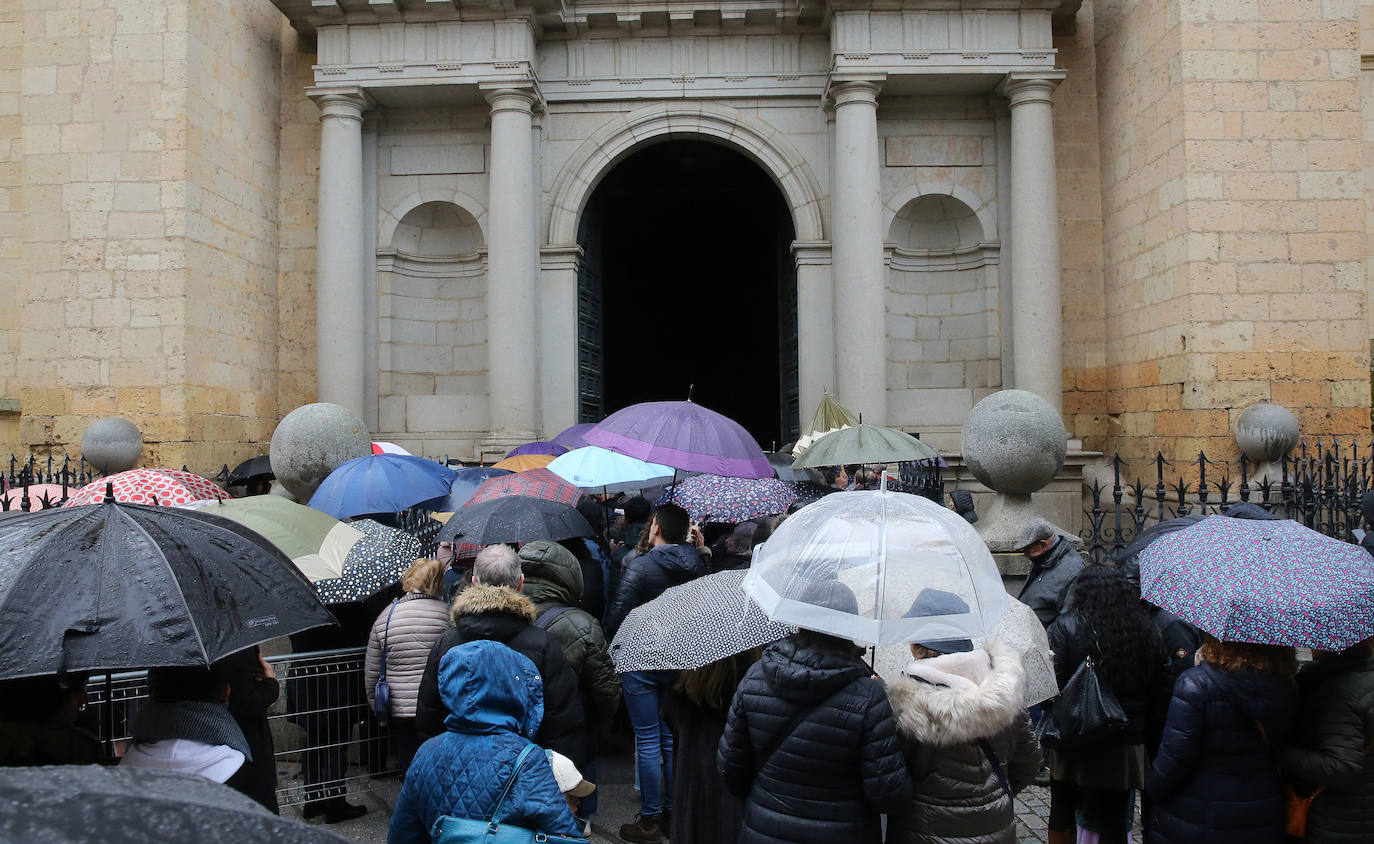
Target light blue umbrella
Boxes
[307,454,457,519]
[546,446,676,494]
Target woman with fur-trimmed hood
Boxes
[886,638,1042,844]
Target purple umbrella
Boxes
[655,475,797,523]
[1138,514,1374,651]
[586,401,771,479]
[552,422,598,452]
[505,441,569,459]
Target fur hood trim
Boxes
[887,639,1026,746]
[449,584,536,624]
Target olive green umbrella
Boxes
[183,495,364,582]
[791,424,939,468]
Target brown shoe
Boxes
[619,814,663,843]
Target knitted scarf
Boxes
[130,700,252,761]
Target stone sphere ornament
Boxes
[81,417,144,474]
[1234,401,1300,464]
[269,403,371,501]
[960,390,1069,552]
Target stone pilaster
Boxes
[1000,72,1067,417]
[830,79,887,425]
[309,86,371,419]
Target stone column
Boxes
[484,87,540,444]
[829,79,888,425]
[310,87,370,417]
[1000,72,1066,415]
[794,241,835,429]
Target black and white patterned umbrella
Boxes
[609,570,794,672]
[312,518,422,604]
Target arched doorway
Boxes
[575,140,800,448]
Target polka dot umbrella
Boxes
[63,468,227,508]
[654,474,797,524]
[312,518,424,605]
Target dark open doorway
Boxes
[575,140,800,449]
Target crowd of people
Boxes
[1,472,1372,844]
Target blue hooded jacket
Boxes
[388,641,582,844]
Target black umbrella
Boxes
[766,452,825,484]
[437,495,593,545]
[0,495,336,680]
[227,454,273,486]
[0,765,349,844]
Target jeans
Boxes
[621,669,675,816]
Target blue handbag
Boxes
[373,599,398,722]
[429,745,585,843]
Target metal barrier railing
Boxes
[86,647,395,808]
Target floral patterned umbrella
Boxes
[312,518,423,605]
[657,475,797,524]
[64,469,227,507]
[1138,514,1374,650]
[466,468,583,508]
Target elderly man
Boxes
[1014,517,1086,630]
[414,544,585,765]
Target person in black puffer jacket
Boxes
[1280,635,1374,844]
[414,545,586,766]
[717,583,912,844]
[603,503,708,638]
[1146,638,1298,844]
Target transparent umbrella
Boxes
[743,488,1009,646]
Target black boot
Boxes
[323,798,367,824]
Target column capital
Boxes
[826,77,884,110]
[483,85,540,115]
[997,72,1066,107]
[306,85,372,122]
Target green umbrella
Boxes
[791,424,939,468]
[186,495,364,581]
[809,392,859,433]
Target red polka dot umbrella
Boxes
[63,468,228,507]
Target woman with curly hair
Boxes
[1146,636,1298,844]
[1046,564,1170,844]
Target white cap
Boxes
[547,750,596,798]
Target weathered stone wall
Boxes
[0,0,21,454]
[275,30,318,421]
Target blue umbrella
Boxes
[1138,515,1374,650]
[307,454,457,519]
[429,466,514,512]
[546,446,675,494]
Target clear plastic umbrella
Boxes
[743,487,1009,646]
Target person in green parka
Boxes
[1282,635,1374,844]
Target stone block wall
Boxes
[0,0,21,453]
[275,30,318,420]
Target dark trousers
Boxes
[301,713,351,803]
[1049,778,1132,844]
[390,717,421,775]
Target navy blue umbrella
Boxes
[307,454,457,519]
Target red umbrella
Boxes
[64,468,227,507]
[465,468,582,507]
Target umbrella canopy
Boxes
[0,765,350,844]
[792,424,939,469]
[660,475,797,524]
[467,467,583,507]
[492,453,556,472]
[371,441,412,455]
[547,446,676,494]
[438,495,593,546]
[767,452,825,484]
[1113,502,1277,582]
[505,440,569,458]
[429,466,514,512]
[226,455,273,486]
[874,597,1058,706]
[312,517,424,605]
[585,400,771,479]
[180,495,365,582]
[0,499,335,679]
[609,570,795,672]
[743,489,1009,646]
[788,481,835,511]
[64,469,227,508]
[1138,515,1374,650]
[552,422,598,452]
[1,483,68,511]
[307,454,457,519]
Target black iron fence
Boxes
[1081,440,1373,564]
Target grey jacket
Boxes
[364,592,451,719]
[1017,537,1085,629]
[886,641,1043,844]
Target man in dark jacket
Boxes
[414,545,586,766]
[605,503,708,843]
[1014,517,1086,630]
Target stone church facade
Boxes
[2,0,1372,469]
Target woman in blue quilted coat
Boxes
[387,640,583,844]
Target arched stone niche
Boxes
[376,200,490,438]
[884,193,1002,439]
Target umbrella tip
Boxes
[687,383,694,402]
[102,482,116,503]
